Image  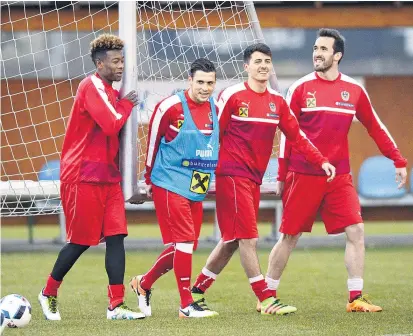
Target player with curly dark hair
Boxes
[38,34,144,321]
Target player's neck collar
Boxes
[245,81,268,96]
[315,71,341,83]
[95,72,113,87]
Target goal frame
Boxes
[119,1,281,204]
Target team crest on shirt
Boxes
[177,120,184,129]
[269,102,276,112]
[208,111,213,121]
[239,107,249,117]
[306,91,317,108]
[341,91,350,101]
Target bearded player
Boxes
[264,28,408,313]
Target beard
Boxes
[314,58,333,72]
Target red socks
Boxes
[43,274,62,297]
[349,290,362,302]
[193,267,217,293]
[108,284,125,310]
[141,245,175,290]
[44,276,126,310]
[347,278,363,302]
[173,243,194,308]
[250,275,273,302]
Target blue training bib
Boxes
[151,91,219,201]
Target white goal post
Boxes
[1,1,281,217]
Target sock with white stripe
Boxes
[193,267,218,293]
[174,243,194,308]
[249,274,273,302]
[265,276,280,298]
[348,278,363,302]
[141,244,175,290]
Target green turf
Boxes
[1,221,413,240]
[2,248,413,335]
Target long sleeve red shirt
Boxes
[60,73,133,184]
[278,72,407,181]
[216,82,328,185]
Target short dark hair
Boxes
[90,34,124,66]
[189,58,216,77]
[243,43,272,63]
[317,28,345,63]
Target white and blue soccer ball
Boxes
[1,310,8,334]
[0,294,32,328]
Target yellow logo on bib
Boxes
[190,171,211,194]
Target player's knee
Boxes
[238,237,258,250]
[280,233,301,248]
[67,242,90,254]
[105,234,125,247]
[223,240,239,253]
[345,223,364,244]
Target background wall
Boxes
[349,76,413,186]
[2,76,412,188]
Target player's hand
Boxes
[145,184,153,198]
[395,167,407,189]
[123,90,138,106]
[275,181,284,196]
[321,162,336,182]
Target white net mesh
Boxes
[133,1,280,187]
[1,1,280,216]
[1,1,119,216]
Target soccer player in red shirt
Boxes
[190,43,336,316]
[38,34,145,320]
[265,29,408,313]
[129,59,219,318]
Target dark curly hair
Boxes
[90,34,124,66]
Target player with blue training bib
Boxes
[130,58,219,318]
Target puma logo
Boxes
[307,91,316,99]
[306,91,317,108]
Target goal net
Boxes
[1,1,280,215]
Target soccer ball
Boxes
[0,294,32,328]
[1,310,7,333]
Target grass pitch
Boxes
[2,221,413,240]
[2,247,413,336]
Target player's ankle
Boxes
[108,302,124,311]
[191,286,204,294]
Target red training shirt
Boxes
[278,72,407,181]
[216,81,328,185]
[60,73,133,184]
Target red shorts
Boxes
[216,175,260,242]
[152,185,203,250]
[61,183,127,246]
[280,172,362,235]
